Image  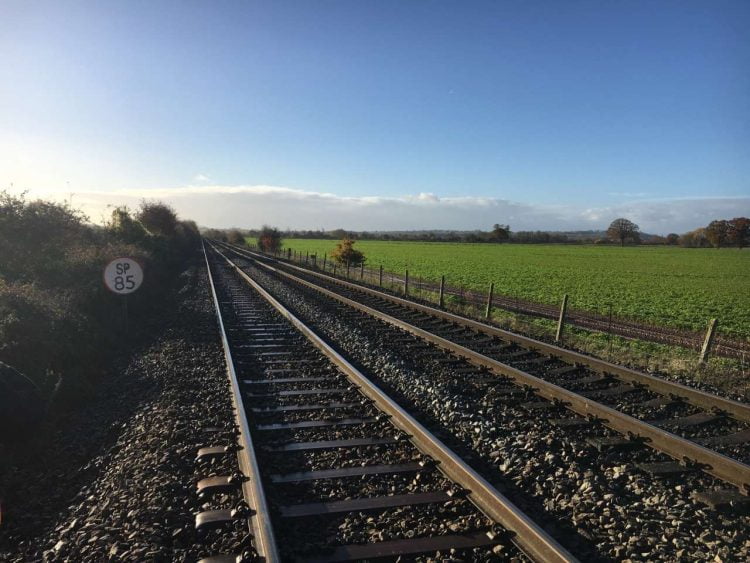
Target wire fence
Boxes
[259,245,750,361]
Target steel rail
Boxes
[202,241,280,562]
[228,246,750,494]
[225,244,750,424]
[209,243,578,563]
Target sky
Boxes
[1,0,748,233]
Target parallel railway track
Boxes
[199,242,577,562]
[216,242,750,502]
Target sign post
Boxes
[104,258,144,337]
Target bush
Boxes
[203,228,229,242]
[258,225,282,253]
[0,191,199,417]
[226,229,247,246]
[330,238,365,267]
[136,200,179,237]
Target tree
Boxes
[705,220,730,248]
[0,191,88,283]
[647,235,667,245]
[666,233,679,245]
[174,220,201,253]
[330,238,365,267]
[728,217,750,249]
[490,224,510,243]
[679,228,708,248]
[258,225,282,253]
[108,206,148,244]
[606,218,640,247]
[203,228,228,242]
[136,200,178,237]
[226,229,247,246]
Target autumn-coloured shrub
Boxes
[258,225,283,253]
[330,238,365,267]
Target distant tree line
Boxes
[203,216,749,249]
[676,217,749,249]
[601,217,749,248]
[211,226,574,244]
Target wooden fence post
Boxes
[379,265,383,287]
[360,262,364,280]
[485,282,494,319]
[287,248,291,260]
[607,303,613,360]
[439,275,445,308]
[333,263,337,276]
[346,261,350,278]
[305,250,309,264]
[555,294,569,342]
[405,269,409,295]
[699,318,718,363]
[323,253,327,270]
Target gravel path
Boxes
[0,259,238,562]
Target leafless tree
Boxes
[606,218,640,247]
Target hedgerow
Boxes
[0,191,199,414]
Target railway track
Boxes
[216,242,750,504]
[199,243,577,562]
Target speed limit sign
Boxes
[104,258,144,294]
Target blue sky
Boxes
[1,1,748,231]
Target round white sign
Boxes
[104,258,144,294]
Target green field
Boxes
[267,239,750,339]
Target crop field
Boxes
[263,239,750,339]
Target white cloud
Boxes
[19,184,750,234]
[414,192,440,203]
[192,173,213,184]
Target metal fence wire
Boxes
[265,246,749,361]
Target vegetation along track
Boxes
[201,242,576,562]
[217,242,750,502]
